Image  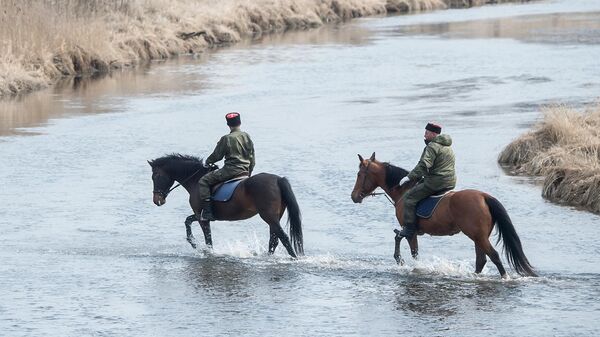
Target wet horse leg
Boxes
[272,224,296,258]
[259,204,297,258]
[476,238,507,278]
[393,230,404,265]
[269,201,287,255]
[408,235,419,259]
[475,245,487,274]
[184,214,197,249]
[261,214,296,258]
[199,220,213,248]
[268,229,279,254]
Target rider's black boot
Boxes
[199,198,215,221]
[398,223,416,239]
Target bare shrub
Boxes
[500,103,600,213]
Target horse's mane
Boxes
[384,163,408,189]
[148,153,203,168]
[148,153,214,180]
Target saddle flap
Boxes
[211,177,247,202]
[416,191,452,219]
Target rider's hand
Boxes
[399,176,410,186]
[203,162,210,168]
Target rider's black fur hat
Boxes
[425,122,441,134]
[226,112,241,127]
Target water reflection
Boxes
[0,56,211,137]
[393,275,522,317]
[183,256,301,298]
[184,256,253,298]
[389,12,600,44]
[244,23,374,47]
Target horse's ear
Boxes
[358,154,364,162]
[370,152,376,161]
[147,160,152,167]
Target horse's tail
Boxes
[278,177,304,256]
[485,196,537,277]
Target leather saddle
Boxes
[210,173,249,202]
[416,190,452,219]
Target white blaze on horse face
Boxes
[153,193,166,206]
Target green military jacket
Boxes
[206,129,255,174]
[407,134,456,190]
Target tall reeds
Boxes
[499,104,600,213]
[0,0,524,97]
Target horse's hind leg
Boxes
[476,238,506,278]
[475,245,487,274]
[273,223,297,258]
[260,212,296,258]
[185,215,197,249]
[268,229,279,254]
[268,200,286,255]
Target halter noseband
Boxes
[358,160,373,199]
[358,160,395,205]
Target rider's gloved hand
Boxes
[399,176,410,186]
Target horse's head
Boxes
[148,160,175,206]
[351,152,384,203]
[148,154,213,206]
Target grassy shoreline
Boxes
[0,0,525,98]
[499,104,600,214]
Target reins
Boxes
[367,192,395,205]
[154,166,207,198]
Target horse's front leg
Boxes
[393,229,405,265]
[408,235,419,259]
[199,220,213,248]
[184,214,197,249]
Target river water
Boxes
[1,1,600,336]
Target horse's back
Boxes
[240,172,281,189]
[231,172,284,201]
[419,189,489,235]
[449,189,491,214]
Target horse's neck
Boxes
[169,163,204,193]
[381,182,412,205]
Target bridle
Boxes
[358,160,373,199]
[358,160,394,205]
[153,166,205,198]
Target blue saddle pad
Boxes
[212,179,245,202]
[416,193,448,219]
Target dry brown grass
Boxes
[1,0,525,97]
[499,104,600,213]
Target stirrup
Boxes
[397,226,416,238]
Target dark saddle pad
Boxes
[416,191,452,219]
[211,177,247,202]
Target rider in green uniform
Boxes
[198,112,255,221]
[397,122,456,239]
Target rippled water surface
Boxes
[1,1,600,336]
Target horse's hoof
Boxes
[501,274,510,280]
[394,256,404,265]
[186,236,197,249]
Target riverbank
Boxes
[499,104,600,214]
[0,0,524,98]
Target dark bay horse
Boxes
[351,153,536,278]
[149,154,304,258]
